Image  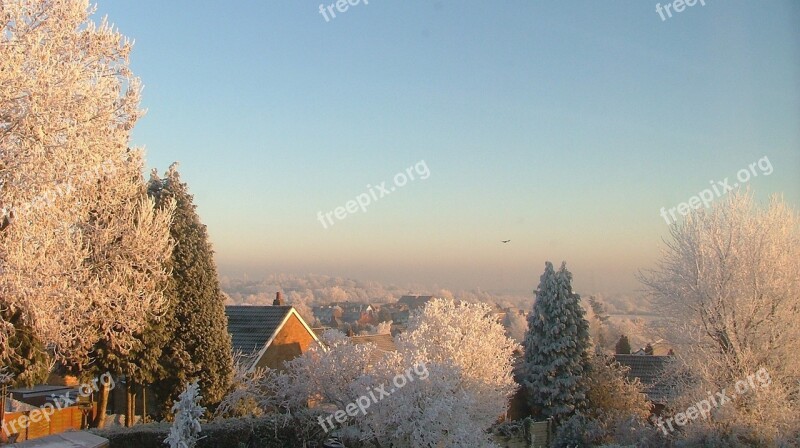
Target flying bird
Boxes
[501,240,511,243]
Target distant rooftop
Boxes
[350,333,397,365]
[398,295,434,310]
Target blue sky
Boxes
[95,0,799,296]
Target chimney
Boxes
[273,292,284,306]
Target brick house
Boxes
[225,305,319,371]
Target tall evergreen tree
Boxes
[149,165,234,414]
[523,261,591,421]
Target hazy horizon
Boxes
[93,1,799,297]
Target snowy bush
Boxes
[165,381,207,448]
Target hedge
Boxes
[91,415,325,448]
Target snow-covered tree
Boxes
[148,166,233,413]
[523,262,591,421]
[214,362,290,420]
[364,357,498,448]
[641,192,800,444]
[586,296,612,350]
[165,381,206,448]
[216,300,518,447]
[287,291,318,326]
[286,330,376,411]
[0,0,174,366]
[397,299,519,427]
[374,320,392,335]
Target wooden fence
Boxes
[1,405,93,443]
[492,420,552,448]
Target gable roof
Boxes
[225,305,319,371]
[614,354,676,403]
[349,333,397,365]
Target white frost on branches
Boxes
[0,0,174,364]
[165,381,206,448]
[217,300,518,447]
[358,299,519,447]
[0,367,13,384]
[397,299,520,427]
[641,192,800,444]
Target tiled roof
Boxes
[614,354,677,403]
[350,334,397,365]
[225,305,294,355]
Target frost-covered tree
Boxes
[165,381,206,448]
[0,0,174,366]
[285,329,376,412]
[149,166,234,412]
[286,291,319,326]
[641,192,800,444]
[216,300,518,447]
[364,356,498,448]
[523,262,591,421]
[215,330,380,442]
[397,299,519,427]
[374,320,392,335]
[587,296,612,349]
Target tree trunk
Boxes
[125,382,136,427]
[92,383,110,429]
[142,387,147,424]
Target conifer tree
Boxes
[149,165,234,413]
[615,335,631,355]
[523,262,591,421]
[0,307,49,387]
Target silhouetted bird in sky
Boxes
[501,240,510,243]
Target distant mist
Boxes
[220,273,652,315]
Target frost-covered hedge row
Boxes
[91,416,319,448]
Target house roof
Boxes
[225,305,319,371]
[349,333,397,365]
[398,295,434,310]
[614,354,676,403]
[632,339,673,356]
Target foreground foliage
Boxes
[1,0,174,371]
[642,192,800,445]
[216,299,519,448]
